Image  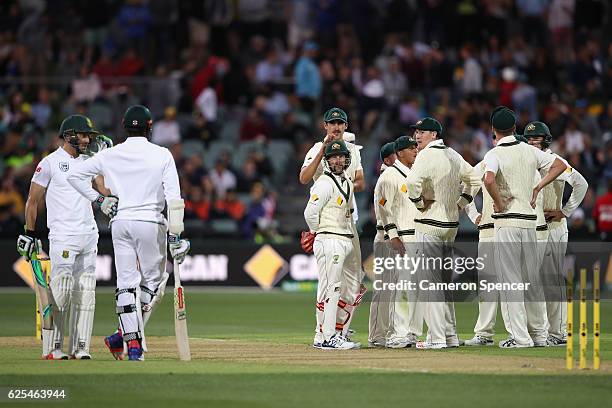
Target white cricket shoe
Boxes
[368,339,385,348]
[446,334,460,348]
[386,338,410,349]
[464,335,494,346]
[73,349,92,359]
[320,334,360,350]
[313,332,324,349]
[415,341,447,349]
[546,335,567,347]
[43,349,69,360]
[498,338,532,348]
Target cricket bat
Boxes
[174,259,191,361]
[32,252,53,333]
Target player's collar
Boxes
[393,160,410,174]
[425,139,445,149]
[545,148,553,154]
[497,136,519,146]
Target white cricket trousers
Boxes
[542,226,569,339]
[388,239,424,341]
[313,234,352,341]
[336,222,364,335]
[473,237,497,339]
[111,220,167,344]
[494,227,545,346]
[416,231,457,345]
[368,240,392,344]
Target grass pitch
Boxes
[0,289,610,407]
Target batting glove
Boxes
[95,194,118,218]
[169,234,191,264]
[17,230,42,261]
[98,134,114,149]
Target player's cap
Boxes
[59,114,98,138]
[524,121,551,137]
[380,142,396,161]
[490,106,516,131]
[123,105,153,132]
[323,107,348,123]
[324,140,350,158]
[394,135,417,152]
[410,117,442,134]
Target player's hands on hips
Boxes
[300,231,316,254]
[96,194,118,218]
[169,234,190,264]
[544,209,565,222]
[17,232,42,261]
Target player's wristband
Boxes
[25,229,40,238]
[168,234,180,244]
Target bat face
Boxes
[174,286,187,320]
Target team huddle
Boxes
[301,107,588,350]
[17,105,190,361]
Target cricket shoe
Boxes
[104,331,124,360]
[415,341,447,350]
[320,334,360,350]
[498,338,532,348]
[368,339,385,348]
[313,332,324,349]
[386,338,411,349]
[546,335,567,347]
[71,349,92,359]
[127,340,144,361]
[533,340,548,347]
[464,335,494,346]
[43,349,69,360]
[446,334,460,348]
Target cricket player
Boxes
[378,136,423,348]
[524,121,588,346]
[67,105,190,361]
[300,107,366,339]
[406,117,482,349]
[462,134,536,346]
[368,142,396,347]
[483,107,567,348]
[304,140,360,349]
[17,114,117,359]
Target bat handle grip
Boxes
[173,259,181,287]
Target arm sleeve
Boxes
[559,167,588,217]
[483,151,499,174]
[458,155,483,187]
[352,145,363,171]
[304,180,332,232]
[66,154,103,202]
[406,153,426,209]
[378,175,399,239]
[302,144,319,168]
[464,200,481,225]
[31,158,51,188]
[162,149,182,203]
[532,146,557,171]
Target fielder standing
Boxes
[300,107,366,339]
[406,117,482,349]
[304,140,359,349]
[17,115,116,359]
[524,121,588,346]
[368,142,396,347]
[67,105,190,361]
[483,108,567,348]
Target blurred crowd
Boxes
[0,0,611,240]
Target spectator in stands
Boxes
[593,179,612,241]
[214,189,246,221]
[0,174,24,217]
[294,41,321,113]
[184,110,217,148]
[152,106,180,147]
[185,186,211,222]
[255,48,285,86]
[210,159,237,199]
[236,157,261,193]
[240,108,270,141]
[117,0,151,55]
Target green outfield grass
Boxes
[0,289,610,407]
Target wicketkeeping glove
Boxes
[17,230,42,261]
[169,234,191,264]
[95,194,118,218]
[300,231,316,254]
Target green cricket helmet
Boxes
[123,105,153,136]
[523,121,552,148]
[324,140,351,173]
[58,114,99,154]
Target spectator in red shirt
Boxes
[593,179,612,241]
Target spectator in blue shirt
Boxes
[294,41,321,114]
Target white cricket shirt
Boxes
[31,147,97,239]
[67,137,181,224]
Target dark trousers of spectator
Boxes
[522,16,547,47]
